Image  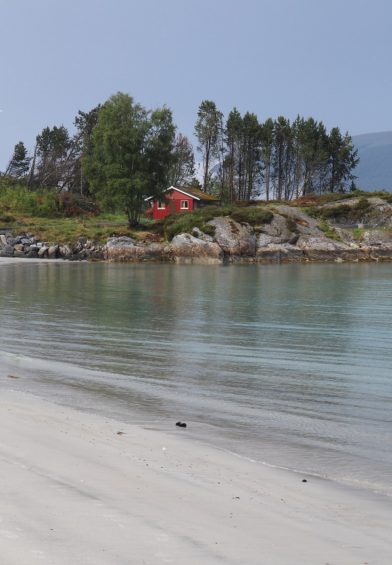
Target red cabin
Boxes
[145,186,220,221]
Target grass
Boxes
[352,227,365,241]
[1,215,140,244]
[317,219,341,241]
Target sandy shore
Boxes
[0,389,390,565]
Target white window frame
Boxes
[157,200,166,210]
[180,200,189,210]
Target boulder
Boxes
[257,214,292,242]
[48,245,59,258]
[208,217,256,256]
[0,245,14,257]
[256,243,304,263]
[296,236,364,261]
[190,227,214,242]
[25,247,39,259]
[59,245,72,258]
[362,229,392,245]
[38,246,49,258]
[104,237,171,262]
[171,233,223,261]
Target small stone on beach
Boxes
[175,421,187,428]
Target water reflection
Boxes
[1,262,392,493]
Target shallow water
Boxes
[1,261,392,495]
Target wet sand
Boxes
[0,389,391,564]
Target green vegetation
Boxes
[0,185,60,217]
[83,92,175,227]
[317,219,341,241]
[230,207,273,226]
[8,216,137,244]
[285,217,299,234]
[2,90,360,219]
[352,227,365,241]
[0,184,99,219]
[302,196,373,224]
[319,204,352,220]
[163,205,273,240]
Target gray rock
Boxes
[208,217,256,256]
[106,236,136,248]
[257,233,276,247]
[296,236,364,261]
[26,248,39,259]
[38,246,49,258]
[0,245,14,257]
[59,245,72,258]
[256,243,304,263]
[171,233,223,260]
[362,229,392,245]
[104,238,171,262]
[191,227,214,242]
[48,245,59,258]
[258,214,292,241]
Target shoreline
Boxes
[0,388,391,564]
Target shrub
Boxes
[164,213,215,240]
[286,217,299,233]
[0,185,59,216]
[319,204,351,219]
[230,207,273,225]
[318,219,341,240]
[354,197,371,212]
[57,193,100,217]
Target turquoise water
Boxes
[1,262,392,495]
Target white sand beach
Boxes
[0,389,390,565]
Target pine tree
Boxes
[194,100,223,192]
[5,141,30,178]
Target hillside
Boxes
[353,131,392,191]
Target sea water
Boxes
[1,261,391,495]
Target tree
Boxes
[83,92,175,226]
[71,105,102,194]
[328,128,358,192]
[241,112,262,200]
[260,118,274,200]
[5,141,30,178]
[168,133,195,186]
[194,100,223,192]
[34,125,71,188]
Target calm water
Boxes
[1,262,392,495]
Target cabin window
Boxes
[180,200,189,209]
[157,200,165,210]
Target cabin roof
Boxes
[144,186,220,202]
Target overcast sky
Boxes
[0,0,391,168]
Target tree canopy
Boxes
[82,92,175,226]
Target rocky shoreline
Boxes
[2,197,392,264]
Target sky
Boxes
[0,0,391,169]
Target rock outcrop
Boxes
[208,217,256,257]
[171,233,223,262]
[2,197,392,264]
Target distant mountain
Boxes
[352,131,392,191]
